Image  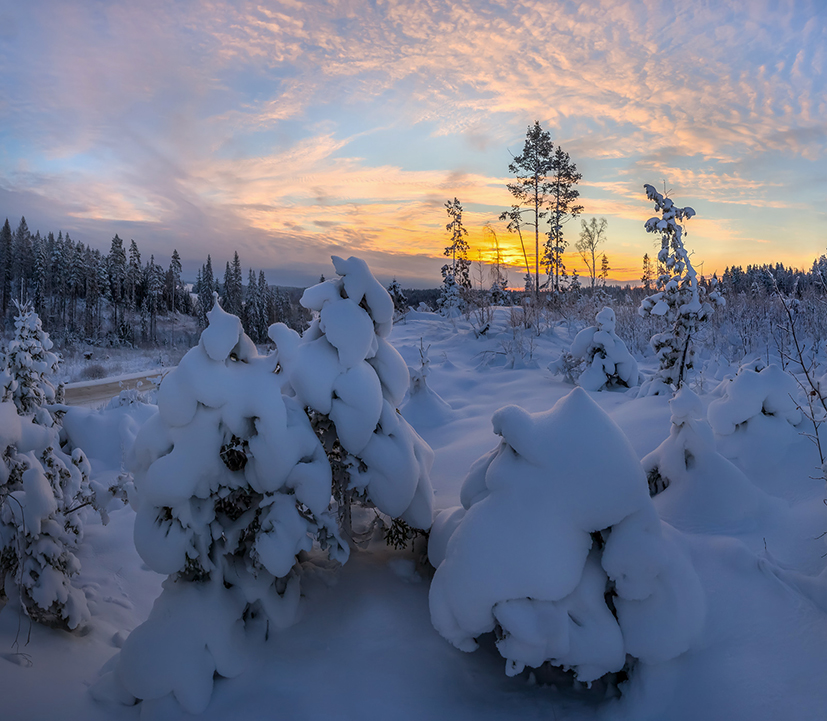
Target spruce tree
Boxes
[442,199,471,289]
[0,218,11,317]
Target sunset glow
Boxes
[1,0,824,287]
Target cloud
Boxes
[1,0,824,285]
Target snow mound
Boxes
[428,388,704,682]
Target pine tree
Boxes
[13,217,32,302]
[198,256,216,327]
[0,303,99,630]
[107,234,127,331]
[98,299,348,713]
[0,218,11,317]
[501,122,554,300]
[600,253,610,284]
[270,256,434,545]
[545,146,583,294]
[242,268,261,341]
[169,249,182,314]
[387,278,407,315]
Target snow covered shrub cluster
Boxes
[270,256,434,541]
[0,303,96,630]
[100,297,350,714]
[428,389,704,684]
[549,306,639,391]
[707,360,802,468]
[638,184,725,395]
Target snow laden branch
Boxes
[638,184,724,395]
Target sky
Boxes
[0,0,825,288]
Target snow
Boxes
[1,299,826,720]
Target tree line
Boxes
[0,217,308,347]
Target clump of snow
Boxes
[96,297,348,714]
[642,387,781,532]
[549,306,639,391]
[270,256,434,537]
[428,388,704,682]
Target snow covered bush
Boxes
[428,389,704,684]
[549,306,639,391]
[642,387,779,532]
[0,304,96,631]
[270,257,434,543]
[637,185,724,395]
[707,360,802,470]
[97,297,348,714]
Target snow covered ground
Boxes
[2,306,826,721]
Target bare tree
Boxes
[576,217,608,290]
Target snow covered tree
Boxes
[442,198,471,290]
[549,307,639,391]
[0,304,97,631]
[2,301,63,416]
[638,184,725,395]
[428,389,704,684]
[107,234,127,331]
[95,297,348,714]
[0,218,12,316]
[387,278,407,317]
[437,272,463,318]
[270,256,434,545]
